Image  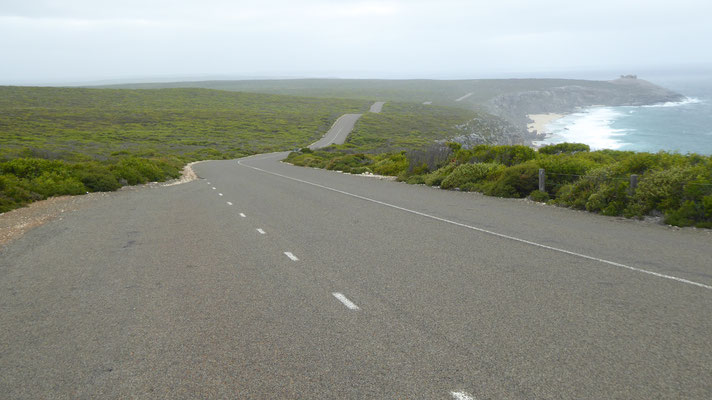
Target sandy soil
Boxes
[0,162,201,248]
[527,113,564,134]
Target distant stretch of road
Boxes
[307,101,384,149]
[307,113,362,149]
[1,110,711,398]
[369,101,385,113]
[455,92,473,102]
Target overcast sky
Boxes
[2,0,711,84]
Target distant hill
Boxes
[97,78,684,142]
[485,77,684,129]
[95,78,615,109]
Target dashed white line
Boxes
[226,201,233,206]
[212,187,216,190]
[332,292,360,310]
[257,228,266,235]
[218,193,223,196]
[284,252,299,261]
[207,182,211,184]
[239,213,246,218]
[451,391,475,400]
[238,156,712,291]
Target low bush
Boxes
[528,190,550,202]
[0,156,182,213]
[326,154,372,172]
[283,143,712,228]
[371,153,408,176]
[538,142,590,155]
[481,161,539,198]
[424,164,457,186]
[628,167,693,215]
[440,163,503,190]
[456,145,536,166]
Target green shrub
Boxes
[617,152,663,175]
[0,158,65,179]
[424,164,457,186]
[552,167,613,210]
[458,145,536,166]
[30,171,86,197]
[403,174,426,184]
[371,153,408,176]
[326,154,371,172]
[529,190,550,202]
[74,167,122,192]
[409,162,430,176]
[584,181,628,216]
[536,154,598,182]
[441,163,503,190]
[628,167,692,215]
[446,142,462,152]
[481,161,539,198]
[538,142,590,155]
[664,201,698,227]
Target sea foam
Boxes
[639,97,701,108]
[534,107,630,150]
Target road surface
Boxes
[2,130,712,398]
[369,101,385,113]
[455,92,473,102]
[307,101,383,150]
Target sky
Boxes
[1,0,711,84]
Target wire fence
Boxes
[537,169,712,192]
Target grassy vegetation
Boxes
[0,157,182,212]
[286,143,712,228]
[340,102,477,151]
[100,78,615,109]
[0,86,368,160]
[0,86,369,212]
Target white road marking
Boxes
[207,182,211,184]
[332,292,360,310]
[239,213,246,218]
[212,187,216,190]
[218,193,223,196]
[238,156,712,291]
[284,252,299,261]
[451,391,475,400]
[257,228,266,234]
[423,101,432,105]
[455,92,473,102]
[227,201,233,206]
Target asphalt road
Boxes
[308,114,363,149]
[307,101,383,150]
[2,130,712,398]
[369,101,386,113]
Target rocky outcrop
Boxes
[480,78,684,143]
[451,112,526,147]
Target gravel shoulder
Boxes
[0,161,202,248]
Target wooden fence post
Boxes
[629,174,638,195]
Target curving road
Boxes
[1,114,712,398]
[307,101,384,150]
[307,113,363,149]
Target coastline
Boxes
[527,113,564,134]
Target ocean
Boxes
[535,75,712,155]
